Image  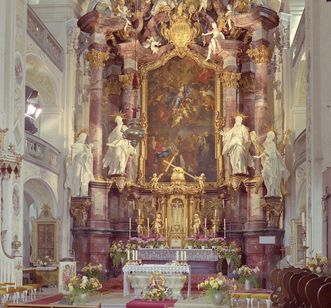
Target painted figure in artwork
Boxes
[221,115,253,175]
[65,132,94,197]
[103,115,135,176]
[202,22,225,61]
[253,131,289,196]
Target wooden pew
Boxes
[305,277,325,308]
[297,273,318,307]
[289,271,310,307]
[318,282,331,308]
[5,304,101,308]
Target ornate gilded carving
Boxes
[85,49,109,68]
[107,77,122,96]
[222,72,241,88]
[226,174,249,191]
[119,73,134,90]
[107,175,134,192]
[261,196,283,228]
[70,199,91,227]
[239,75,255,93]
[247,45,273,64]
[161,10,198,52]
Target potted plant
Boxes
[232,265,259,290]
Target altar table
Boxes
[122,263,191,298]
[138,249,218,274]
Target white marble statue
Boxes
[202,22,225,61]
[254,131,289,196]
[65,132,94,197]
[103,115,135,176]
[221,115,253,175]
[87,0,113,13]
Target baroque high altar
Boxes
[70,0,286,286]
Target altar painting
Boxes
[146,56,217,182]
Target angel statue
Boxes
[202,22,225,61]
[143,37,162,54]
[251,131,290,197]
[86,0,113,13]
[103,115,136,176]
[192,213,202,235]
[221,115,253,175]
[113,0,132,32]
[65,131,94,197]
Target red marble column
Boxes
[239,56,255,131]
[248,44,272,138]
[85,46,109,178]
[118,41,139,121]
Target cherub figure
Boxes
[192,213,201,235]
[225,4,234,31]
[150,172,163,189]
[195,173,206,191]
[202,22,225,61]
[198,0,208,12]
[113,0,132,32]
[143,37,162,54]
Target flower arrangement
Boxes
[185,237,196,248]
[109,240,125,267]
[209,237,226,248]
[196,237,209,248]
[81,263,103,280]
[36,255,53,267]
[67,274,102,303]
[306,254,328,274]
[145,283,169,301]
[155,237,167,248]
[145,238,156,248]
[126,237,143,250]
[232,265,259,286]
[197,273,230,298]
[215,241,241,266]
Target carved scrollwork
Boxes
[70,199,91,227]
[247,45,273,64]
[85,49,109,68]
[261,196,283,228]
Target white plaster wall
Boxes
[305,0,331,256]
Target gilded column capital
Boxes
[247,45,273,64]
[239,75,256,93]
[119,73,134,90]
[85,49,109,68]
[222,72,241,88]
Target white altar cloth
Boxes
[122,263,191,298]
